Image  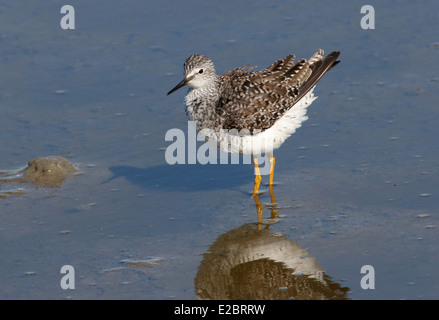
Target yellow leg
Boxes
[267,152,275,186]
[252,155,262,197]
[267,153,278,218]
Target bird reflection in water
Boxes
[195,185,350,300]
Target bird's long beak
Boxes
[167,77,188,95]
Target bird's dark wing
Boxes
[216,50,340,133]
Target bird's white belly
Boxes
[200,87,317,155]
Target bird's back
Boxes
[216,50,340,133]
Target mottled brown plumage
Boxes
[168,49,340,195]
[214,50,339,133]
[168,49,340,154]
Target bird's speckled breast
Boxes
[185,85,223,130]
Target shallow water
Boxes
[0,0,438,299]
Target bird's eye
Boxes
[198,69,204,74]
